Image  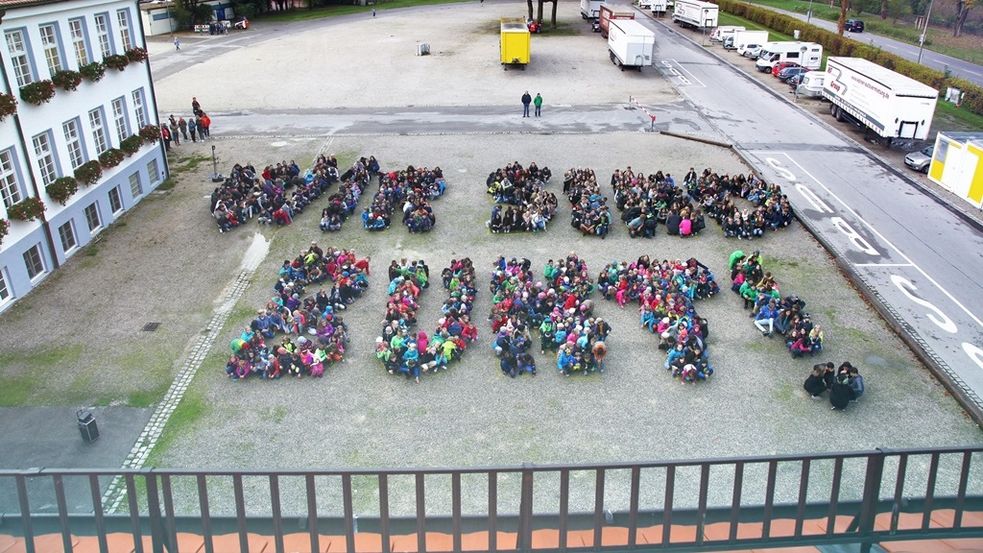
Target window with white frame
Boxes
[146,159,160,186]
[116,9,133,50]
[58,221,77,252]
[0,149,22,208]
[84,202,101,232]
[111,97,128,142]
[69,19,89,66]
[63,119,85,169]
[32,132,57,187]
[39,24,62,74]
[94,14,112,57]
[5,29,34,87]
[131,89,148,128]
[0,269,10,303]
[109,186,123,213]
[129,171,142,197]
[23,245,45,280]
[89,108,108,154]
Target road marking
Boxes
[853,263,916,267]
[672,58,707,87]
[774,152,983,329]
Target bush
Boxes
[6,197,46,221]
[74,160,103,185]
[79,61,106,82]
[120,134,144,155]
[98,148,125,169]
[0,218,8,246]
[103,54,129,71]
[19,80,55,106]
[51,69,83,91]
[125,47,149,63]
[139,124,162,142]
[0,92,16,121]
[46,177,79,205]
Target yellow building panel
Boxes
[967,143,983,205]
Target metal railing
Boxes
[2,446,982,553]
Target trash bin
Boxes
[77,410,99,444]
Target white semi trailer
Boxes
[672,0,718,29]
[608,18,655,70]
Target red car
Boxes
[772,61,800,77]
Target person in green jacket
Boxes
[533,93,543,117]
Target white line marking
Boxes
[853,263,916,267]
[773,152,983,328]
[672,58,707,87]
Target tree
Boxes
[953,0,976,36]
[838,0,850,34]
[550,0,558,26]
[886,0,911,22]
[526,0,533,20]
[880,0,888,18]
[536,0,543,22]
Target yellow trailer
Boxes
[500,18,530,68]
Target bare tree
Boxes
[953,0,975,36]
[838,0,849,34]
[550,0,558,26]
[536,0,543,22]
[527,0,533,20]
[880,0,888,18]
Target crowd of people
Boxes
[375,259,478,383]
[564,168,611,238]
[210,161,312,232]
[597,256,717,383]
[486,162,558,233]
[610,167,707,238]
[362,166,446,232]
[489,254,611,378]
[729,250,823,357]
[163,109,212,150]
[804,361,866,410]
[319,156,379,232]
[687,168,794,239]
[225,245,370,380]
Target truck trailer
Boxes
[599,4,635,37]
[823,56,938,141]
[672,0,718,29]
[650,0,668,16]
[500,18,530,68]
[608,18,655,70]
[581,0,603,19]
[727,29,767,52]
[710,25,743,42]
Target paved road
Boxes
[751,4,983,86]
[643,13,983,416]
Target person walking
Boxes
[173,36,181,51]
[372,7,376,16]
[533,93,543,117]
[178,117,188,141]
[521,91,532,118]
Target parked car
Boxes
[772,61,800,77]
[741,44,762,59]
[786,72,806,87]
[779,66,809,82]
[904,145,934,173]
[845,18,865,32]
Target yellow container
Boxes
[500,18,530,65]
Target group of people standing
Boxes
[375,259,478,383]
[363,166,446,232]
[611,167,707,239]
[804,362,866,410]
[564,168,611,238]
[486,162,558,233]
[162,97,211,149]
[226,246,369,380]
[597,256,717,383]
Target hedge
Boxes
[713,0,983,115]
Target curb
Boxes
[659,129,734,148]
[647,11,983,427]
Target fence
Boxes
[2,446,983,553]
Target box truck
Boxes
[608,19,655,70]
[823,57,938,141]
[651,0,668,16]
[581,0,603,19]
[500,18,531,68]
[672,0,718,29]
[728,29,768,52]
[754,41,822,71]
[710,25,744,43]
[599,4,635,37]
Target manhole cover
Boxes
[142,322,161,332]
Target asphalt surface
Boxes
[639,13,983,415]
[752,5,983,86]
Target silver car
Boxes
[904,146,934,173]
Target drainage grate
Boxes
[142,322,161,332]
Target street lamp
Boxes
[917,0,935,64]
[806,0,814,23]
[210,145,223,182]
[701,8,709,46]
[794,45,807,102]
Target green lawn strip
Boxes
[144,377,210,467]
[934,101,983,132]
[717,12,793,41]
[257,0,471,24]
[739,0,983,65]
[0,345,86,406]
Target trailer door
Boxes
[899,121,919,139]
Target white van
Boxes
[710,25,744,42]
[796,71,826,97]
[755,41,823,72]
[636,0,652,8]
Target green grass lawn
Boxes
[256,0,471,23]
[717,12,793,41]
[739,0,983,65]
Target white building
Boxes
[0,0,168,312]
[139,0,237,37]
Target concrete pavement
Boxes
[641,13,983,419]
[747,4,983,86]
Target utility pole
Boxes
[806,0,815,23]
[917,0,934,64]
